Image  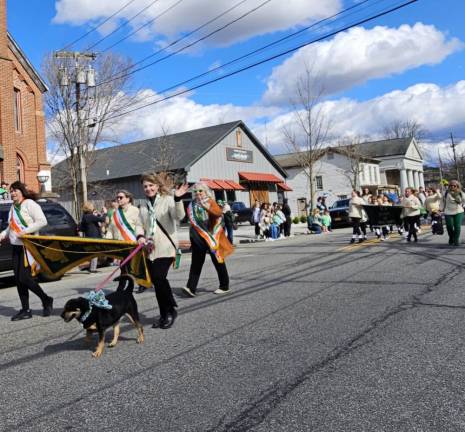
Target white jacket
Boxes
[0,200,47,246]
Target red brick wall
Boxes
[0,0,49,192]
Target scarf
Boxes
[187,200,225,263]
[145,194,161,238]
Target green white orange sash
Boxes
[187,201,225,263]
[112,208,136,242]
[9,204,40,275]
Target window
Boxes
[226,190,236,202]
[43,207,71,225]
[338,194,348,200]
[359,164,365,183]
[368,166,373,184]
[236,129,242,147]
[14,88,22,132]
[315,176,323,190]
[16,155,24,181]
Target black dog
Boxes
[61,275,144,358]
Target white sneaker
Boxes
[181,287,196,297]
[213,288,230,295]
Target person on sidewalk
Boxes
[282,198,292,237]
[0,181,53,321]
[401,188,421,242]
[137,172,188,329]
[79,201,106,272]
[252,201,261,239]
[442,180,464,246]
[183,182,234,297]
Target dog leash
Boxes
[94,243,144,292]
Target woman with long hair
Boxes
[443,180,464,246]
[348,190,365,243]
[401,187,421,242]
[0,181,53,320]
[137,173,188,329]
[182,182,234,297]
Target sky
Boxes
[7,0,465,164]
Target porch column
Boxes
[413,171,420,189]
[407,169,414,188]
[400,168,408,192]
[419,171,425,189]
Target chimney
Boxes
[0,0,10,59]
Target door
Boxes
[249,183,269,205]
[297,198,308,217]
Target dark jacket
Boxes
[80,213,105,238]
[282,203,291,218]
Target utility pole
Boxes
[54,51,96,212]
[450,132,460,182]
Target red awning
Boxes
[225,180,246,190]
[213,179,233,189]
[238,171,283,183]
[200,178,223,190]
[277,182,293,191]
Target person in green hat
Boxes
[0,181,9,200]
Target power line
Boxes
[60,0,138,51]
[95,0,418,124]
[101,0,187,53]
[113,0,377,101]
[101,0,250,79]
[86,0,162,51]
[97,0,273,86]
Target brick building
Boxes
[0,0,49,192]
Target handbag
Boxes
[156,220,182,269]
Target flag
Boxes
[22,235,151,287]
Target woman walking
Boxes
[106,190,142,242]
[182,182,234,297]
[138,173,188,329]
[401,188,421,242]
[0,181,53,321]
[79,202,106,272]
[425,187,442,235]
[349,190,366,243]
[443,180,464,246]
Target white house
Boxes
[275,149,381,216]
[274,137,424,217]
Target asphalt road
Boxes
[1,228,465,431]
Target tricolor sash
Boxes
[9,204,40,275]
[187,202,225,263]
[112,208,136,242]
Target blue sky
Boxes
[7,0,465,159]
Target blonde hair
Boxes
[312,208,320,216]
[82,201,95,214]
[191,182,214,199]
[140,172,174,195]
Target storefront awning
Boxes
[200,178,223,190]
[238,171,283,183]
[277,182,293,191]
[225,180,245,190]
[213,179,233,189]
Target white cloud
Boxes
[255,81,465,156]
[54,0,341,46]
[263,23,463,105]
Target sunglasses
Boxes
[193,189,204,193]
[116,195,126,199]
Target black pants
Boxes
[284,217,292,237]
[254,222,260,236]
[351,218,367,236]
[186,238,229,293]
[406,216,419,241]
[145,257,177,318]
[12,245,49,310]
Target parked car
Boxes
[230,201,253,224]
[329,198,351,228]
[0,200,78,279]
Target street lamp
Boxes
[37,172,49,196]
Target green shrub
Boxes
[300,215,307,224]
[293,216,300,224]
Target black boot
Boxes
[11,309,32,321]
[43,297,54,317]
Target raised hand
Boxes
[175,183,189,198]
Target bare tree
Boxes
[282,66,331,211]
[337,136,366,191]
[44,52,139,217]
[382,119,427,142]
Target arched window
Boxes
[16,155,24,181]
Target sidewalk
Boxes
[176,222,311,251]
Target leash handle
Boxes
[94,243,144,292]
